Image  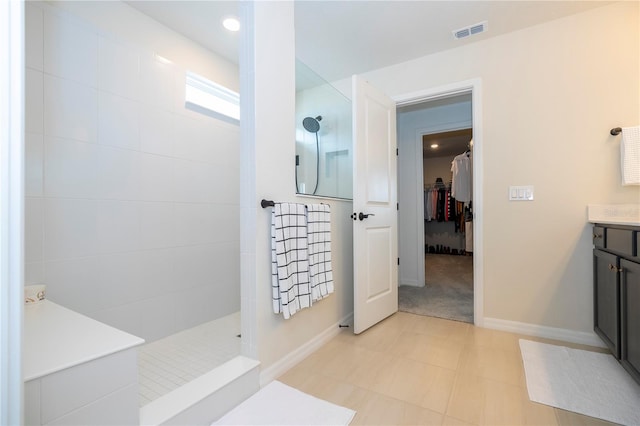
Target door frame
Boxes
[393,78,484,327]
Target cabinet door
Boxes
[621,259,640,384]
[594,249,620,358]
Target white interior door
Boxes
[352,75,398,334]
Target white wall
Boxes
[24,1,240,342]
[242,2,354,372]
[397,100,471,286]
[366,2,640,332]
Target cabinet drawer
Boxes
[593,226,605,249]
[606,228,634,257]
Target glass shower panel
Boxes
[295,59,352,199]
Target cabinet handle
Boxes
[608,263,623,273]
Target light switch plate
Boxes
[509,185,534,201]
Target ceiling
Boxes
[125,0,611,83]
[423,129,472,159]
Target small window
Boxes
[185,71,240,122]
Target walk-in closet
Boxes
[397,94,475,324]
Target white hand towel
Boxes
[621,126,640,185]
[271,203,311,319]
[306,204,334,301]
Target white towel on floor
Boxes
[271,203,311,319]
[212,381,356,425]
[306,204,334,301]
[621,126,640,185]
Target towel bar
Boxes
[611,127,622,136]
[261,199,275,208]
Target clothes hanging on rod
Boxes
[424,179,465,229]
[451,149,472,202]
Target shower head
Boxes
[302,116,322,133]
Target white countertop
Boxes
[24,301,145,381]
[588,204,640,226]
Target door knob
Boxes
[358,212,375,221]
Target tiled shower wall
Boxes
[24,2,240,342]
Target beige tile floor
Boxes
[278,312,617,426]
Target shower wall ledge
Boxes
[24,300,144,425]
[24,300,144,381]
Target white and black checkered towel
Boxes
[271,203,311,319]
[306,204,334,301]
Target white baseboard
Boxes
[483,317,606,348]
[259,313,354,386]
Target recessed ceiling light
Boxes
[223,17,240,32]
[430,144,439,149]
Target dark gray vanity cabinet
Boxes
[592,223,640,385]
[621,258,640,383]
[593,248,620,357]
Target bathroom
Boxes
[17,1,355,424]
[5,1,639,424]
[22,0,245,421]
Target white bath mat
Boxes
[519,339,640,425]
[212,380,356,425]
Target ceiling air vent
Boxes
[453,21,488,40]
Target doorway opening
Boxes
[394,82,483,326]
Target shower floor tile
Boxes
[138,311,241,406]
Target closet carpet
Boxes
[399,254,473,323]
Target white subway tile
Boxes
[44,381,139,426]
[40,348,137,424]
[25,3,43,71]
[140,107,174,157]
[96,146,141,200]
[91,304,144,340]
[139,51,175,111]
[173,115,215,163]
[207,121,240,165]
[43,256,102,315]
[44,136,100,199]
[43,10,97,87]
[44,75,97,143]
[210,241,240,305]
[210,161,239,205]
[172,244,215,292]
[174,203,214,246]
[139,153,174,202]
[174,284,216,330]
[139,249,175,296]
[172,67,187,115]
[140,202,175,249]
[25,133,44,197]
[173,159,215,203]
[98,92,140,150]
[95,200,140,254]
[98,36,140,99]
[25,197,44,263]
[43,198,98,261]
[26,69,43,134]
[139,294,178,342]
[97,252,144,308]
[24,379,41,426]
[211,204,240,243]
[25,261,44,286]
